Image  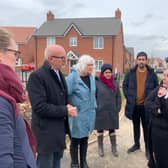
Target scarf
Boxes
[99,72,116,91]
[0,63,36,157]
[0,63,26,115]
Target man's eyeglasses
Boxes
[51,56,66,60]
[4,48,21,58]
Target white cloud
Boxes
[0,0,168,58]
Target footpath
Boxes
[61,116,148,168]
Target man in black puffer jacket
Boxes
[123,51,158,158]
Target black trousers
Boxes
[132,105,148,149]
[149,118,168,168]
[70,137,88,165]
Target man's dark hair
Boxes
[136,51,148,59]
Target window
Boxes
[16,44,19,50]
[95,60,104,71]
[93,36,104,49]
[67,51,79,71]
[46,37,56,46]
[70,60,77,68]
[15,44,22,66]
[69,37,77,47]
[16,57,22,66]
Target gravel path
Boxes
[61,117,148,168]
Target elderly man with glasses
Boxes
[27,44,77,168]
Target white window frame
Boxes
[95,60,104,72]
[16,44,19,50]
[16,44,22,66]
[70,59,78,69]
[46,36,56,46]
[69,37,77,47]
[93,36,104,49]
[16,57,22,66]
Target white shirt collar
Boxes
[164,90,168,99]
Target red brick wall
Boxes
[123,47,135,73]
[124,50,130,72]
[18,37,36,64]
[60,27,115,74]
[113,27,124,73]
[35,37,46,67]
[25,36,36,64]
[18,44,26,63]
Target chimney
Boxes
[115,8,121,19]
[47,11,55,21]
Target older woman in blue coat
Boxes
[66,55,96,168]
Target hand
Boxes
[157,108,161,114]
[66,104,77,117]
[157,86,167,97]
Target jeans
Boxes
[37,151,63,168]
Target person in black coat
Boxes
[95,64,121,157]
[145,69,168,168]
[122,51,158,157]
[27,44,77,168]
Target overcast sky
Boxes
[1,0,168,58]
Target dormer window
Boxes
[69,37,77,47]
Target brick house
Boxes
[149,57,167,69]
[33,9,134,74]
[1,26,36,64]
[124,47,134,72]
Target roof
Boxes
[1,26,36,43]
[33,17,121,37]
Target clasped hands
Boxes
[67,104,77,117]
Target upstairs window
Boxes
[69,37,77,47]
[93,36,104,49]
[95,60,104,72]
[46,37,56,46]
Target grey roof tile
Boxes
[33,17,121,36]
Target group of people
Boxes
[0,27,167,168]
[27,44,122,168]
